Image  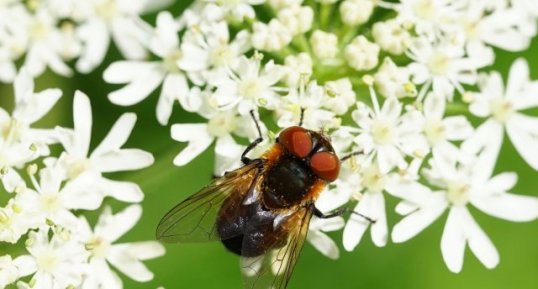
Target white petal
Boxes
[214,135,244,176]
[392,194,447,243]
[424,93,445,120]
[343,197,371,251]
[307,231,340,260]
[76,20,110,73]
[461,119,503,182]
[1,168,24,193]
[111,18,149,60]
[108,243,163,282]
[395,201,419,215]
[98,178,144,203]
[506,58,529,99]
[376,145,403,173]
[486,172,518,192]
[92,149,154,173]
[96,205,142,242]
[73,91,93,157]
[381,97,402,121]
[443,116,473,141]
[62,175,105,210]
[441,207,466,273]
[13,255,37,277]
[105,62,165,106]
[92,113,137,157]
[156,75,180,125]
[170,124,213,166]
[14,67,34,104]
[460,208,499,269]
[370,193,388,247]
[506,113,538,170]
[150,11,179,56]
[471,192,538,222]
[39,168,62,193]
[117,241,165,260]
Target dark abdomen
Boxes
[217,196,289,257]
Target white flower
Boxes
[310,30,338,59]
[458,1,533,52]
[23,229,87,289]
[469,58,538,170]
[407,39,484,100]
[0,254,34,288]
[23,165,103,230]
[171,105,261,175]
[199,21,251,70]
[307,217,345,260]
[78,205,165,289]
[343,162,389,250]
[387,150,538,273]
[419,92,473,164]
[339,0,375,26]
[351,90,426,173]
[104,11,207,125]
[0,68,61,192]
[212,55,284,115]
[276,81,339,130]
[55,91,154,203]
[5,7,74,77]
[392,0,458,37]
[75,0,151,73]
[374,57,415,99]
[345,35,380,71]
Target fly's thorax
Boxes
[260,128,336,210]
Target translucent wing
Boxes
[241,205,314,289]
[156,161,263,243]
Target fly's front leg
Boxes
[241,110,264,165]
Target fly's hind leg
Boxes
[313,206,376,224]
[241,110,264,165]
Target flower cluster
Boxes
[101,0,538,273]
[1,0,537,284]
[0,70,163,288]
[0,0,175,81]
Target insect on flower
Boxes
[156,110,374,289]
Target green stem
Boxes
[319,4,332,31]
[292,33,312,54]
[446,102,470,115]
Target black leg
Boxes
[241,110,264,165]
[340,150,363,162]
[313,206,376,224]
[298,107,305,127]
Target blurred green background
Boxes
[1,1,537,289]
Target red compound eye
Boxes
[310,152,340,182]
[279,126,313,158]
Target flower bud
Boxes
[278,5,314,35]
[310,30,338,59]
[345,36,380,71]
[340,0,375,26]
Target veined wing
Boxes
[156,160,263,243]
[241,204,314,289]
